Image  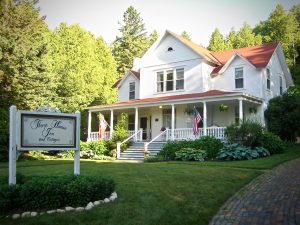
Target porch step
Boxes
[119,142,166,161]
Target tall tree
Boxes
[112,6,149,76]
[148,30,159,46]
[0,0,57,110]
[45,23,118,112]
[207,28,227,52]
[181,31,191,41]
[226,28,237,49]
[234,23,262,48]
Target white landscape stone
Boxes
[104,198,110,203]
[75,207,84,212]
[47,210,56,214]
[21,212,31,218]
[39,212,45,215]
[65,206,74,211]
[30,212,38,217]
[85,202,94,210]
[93,200,100,206]
[57,209,65,213]
[109,196,116,201]
[12,214,20,219]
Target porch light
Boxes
[159,106,163,109]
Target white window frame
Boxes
[129,82,135,100]
[156,68,184,93]
[279,76,283,95]
[235,67,244,89]
[266,68,271,90]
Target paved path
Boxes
[210,158,300,225]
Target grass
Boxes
[0,144,299,225]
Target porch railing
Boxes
[144,129,168,153]
[89,130,136,141]
[165,127,225,141]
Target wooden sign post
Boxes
[9,105,81,185]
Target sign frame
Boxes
[9,106,81,185]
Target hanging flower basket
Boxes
[184,106,194,115]
[249,107,257,114]
[219,104,229,112]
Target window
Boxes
[235,67,243,89]
[128,114,135,130]
[166,70,174,91]
[280,76,283,94]
[267,68,271,90]
[129,82,135,100]
[157,72,164,92]
[176,68,184,90]
[156,68,184,93]
[167,47,173,52]
[162,108,176,128]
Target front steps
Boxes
[118,142,166,161]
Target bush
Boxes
[144,155,165,163]
[159,136,223,160]
[175,148,207,161]
[88,140,109,155]
[111,113,129,143]
[0,175,115,215]
[218,143,270,160]
[260,132,285,154]
[225,120,264,148]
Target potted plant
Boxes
[219,104,228,112]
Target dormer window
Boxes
[129,82,135,100]
[167,47,173,52]
[235,67,244,89]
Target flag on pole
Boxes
[98,113,108,139]
[193,107,202,136]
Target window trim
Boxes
[279,76,283,95]
[156,68,185,93]
[129,82,135,100]
[266,68,271,90]
[235,67,244,89]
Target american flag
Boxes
[193,107,202,136]
[98,114,108,139]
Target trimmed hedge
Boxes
[0,175,115,215]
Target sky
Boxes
[37,0,299,47]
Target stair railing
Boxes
[144,129,168,153]
[116,129,143,159]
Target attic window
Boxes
[167,47,173,52]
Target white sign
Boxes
[20,114,76,149]
[9,106,81,185]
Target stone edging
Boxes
[10,191,117,220]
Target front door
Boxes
[140,117,147,140]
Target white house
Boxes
[87,30,293,156]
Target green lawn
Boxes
[0,145,299,225]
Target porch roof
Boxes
[88,90,263,111]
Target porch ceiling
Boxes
[88,90,263,112]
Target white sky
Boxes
[37,0,299,47]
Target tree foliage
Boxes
[181,31,191,41]
[207,28,227,52]
[265,87,300,141]
[234,23,262,48]
[148,30,159,46]
[45,23,117,112]
[112,6,149,76]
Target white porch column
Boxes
[110,109,114,140]
[171,104,175,140]
[260,102,266,126]
[239,98,243,125]
[87,110,92,141]
[135,107,138,141]
[203,102,207,136]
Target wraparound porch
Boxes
[87,91,265,142]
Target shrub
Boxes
[218,144,270,160]
[225,120,264,148]
[112,113,129,143]
[175,148,207,161]
[88,140,109,155]
[144,155,165,163]
[158,140,191,160]
[0,175,115,215]
[260,132,285,154]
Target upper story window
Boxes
[280,76,283,94]
[167,47,173,52]
[129,82,135,100]
[157,72,164,92]
[235,67,243,89]
[267,68,271,90]
[156,68,184,93]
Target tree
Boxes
[181,31,191,41]
[0,0,57,110]
[265,87,300,141]
[148,30,159,46]
[207,28,227,52]
[226,28,237,49]
[234,23,262,48]
[112,6,149,76]
[45,23,118,112]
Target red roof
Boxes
[90,90,240,108]
[211,42,278,75]
[112,70,140,88]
